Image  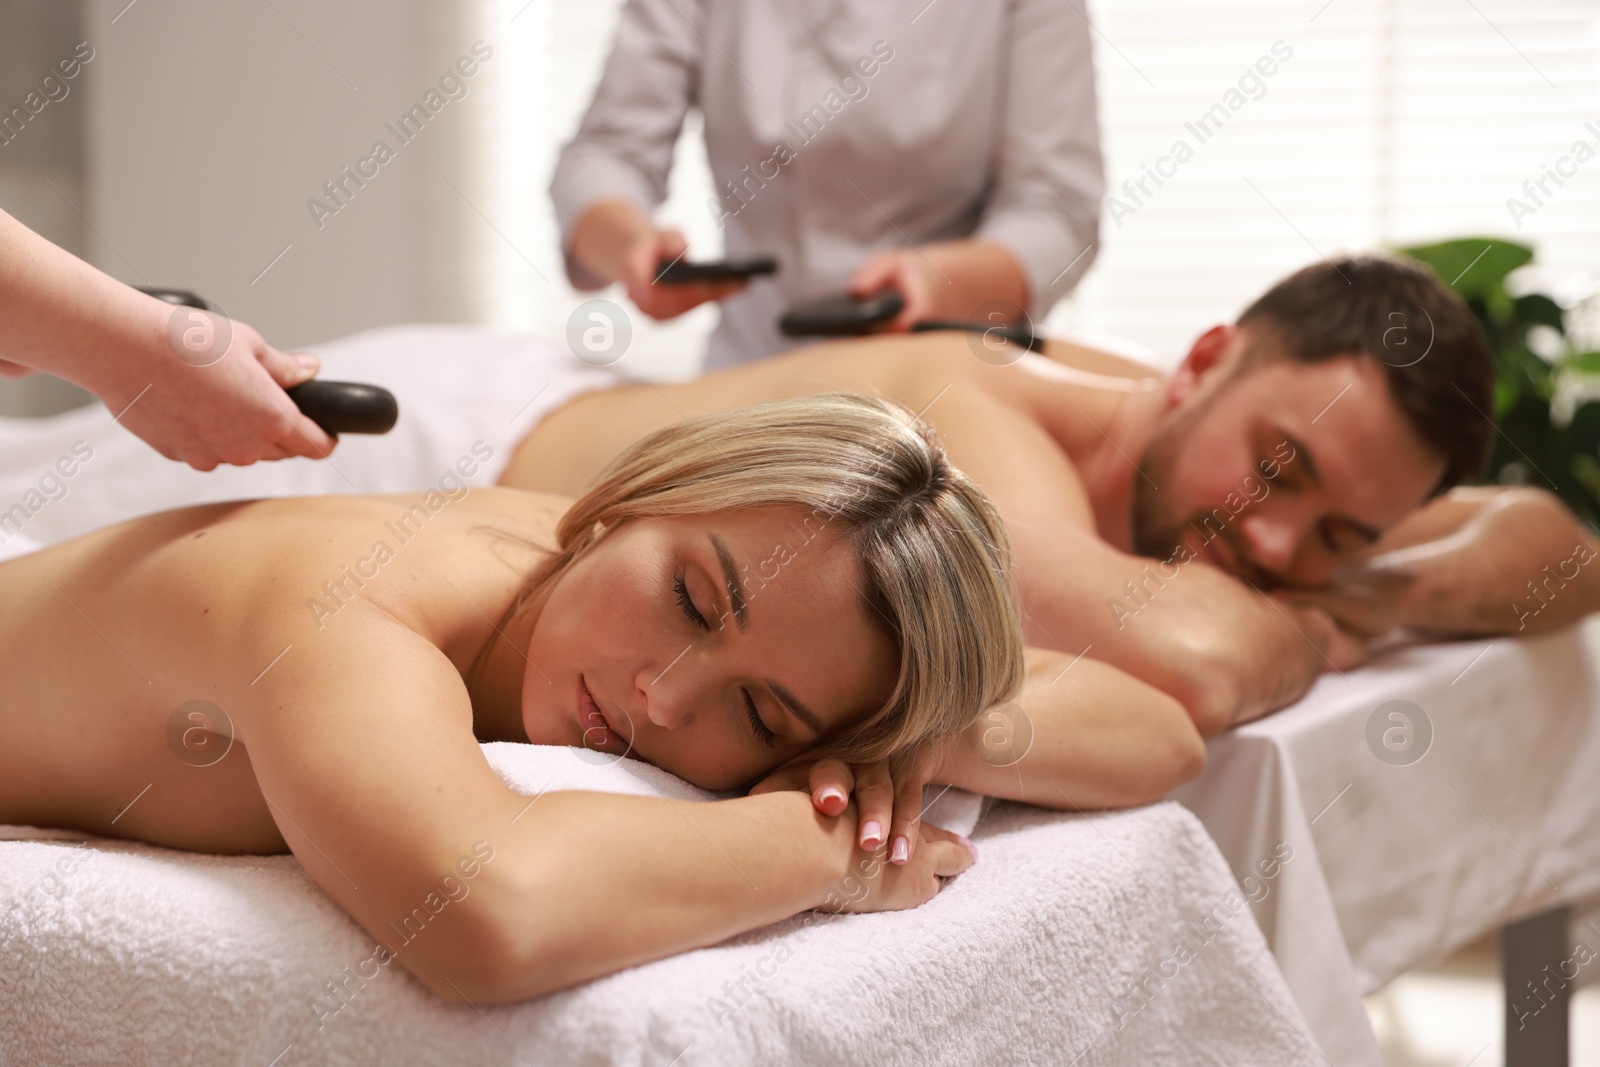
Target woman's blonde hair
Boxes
[521,392,1024,765]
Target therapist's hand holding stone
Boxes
[850,240,1031,334]
[0,208,335,471]
[569,198,745,321]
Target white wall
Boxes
[73,0,715,380]
[0,0,95,415]
[81,0,490,349]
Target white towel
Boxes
[0,744,1319,1066]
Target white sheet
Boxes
[0,744,1320,1066]
[1174,619,1600,1067]
[0,325,619,546]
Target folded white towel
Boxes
[0,743,1318,1066]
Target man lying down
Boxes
[505,252,1600,809]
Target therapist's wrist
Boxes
[570,199,657,287]
[56,287,174,403]
[922,239,1030,322]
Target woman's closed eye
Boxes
[673,570,710,630]
[744,690,779,748]
[674,568,776,747]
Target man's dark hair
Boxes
[1235,254,1495,496]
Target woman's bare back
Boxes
[0,489,562,852]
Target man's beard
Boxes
[1130,400,1203,563]
[1130,390,1278,586]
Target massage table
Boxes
[1175,620,1600,1067]
[0,745,1321,1066]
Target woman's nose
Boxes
[638,646,700,730]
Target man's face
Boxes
[1132,328,1448,588]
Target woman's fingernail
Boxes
[890,836,909,864]
[817,786,846,811]
[957,834,979,864]
[860,821,883,850]
[295,352,319,371]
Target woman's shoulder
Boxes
[11,489,570,639]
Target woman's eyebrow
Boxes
[766,681,825,738]
[708,534,749,631]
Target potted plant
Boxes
[1398,238,1600,527]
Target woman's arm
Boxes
[757,647,1206,843]
[933,647,1206,810]
[242,611,971,1003]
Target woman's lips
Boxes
[578,675,631,752]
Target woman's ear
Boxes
[1169,324,1238,405]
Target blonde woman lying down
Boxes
[0,394,1032,1003]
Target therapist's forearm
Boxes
[567,198,656,289]
[921,239,1029,321]
[0,208,167,391]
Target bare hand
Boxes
[619,228,745,320]
[823,807,977,915]
[751,743,942,866]
[98,312,336,471]
[849,248,942,331]
[1281,562,1416,640]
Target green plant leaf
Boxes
[1515,293,1565,333]
[1564,351,1600,374]
[1394,238,1533,300]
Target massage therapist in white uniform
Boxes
[551,0,1105,369]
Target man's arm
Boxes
[1297,486,1600,638]
[1017,525,1359,735]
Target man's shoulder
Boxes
[1035,333,1166,382]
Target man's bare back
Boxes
[504,331,1158,530]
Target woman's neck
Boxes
[462,569,555,744]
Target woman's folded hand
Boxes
[750,741,959,867]
[823,810,979,915]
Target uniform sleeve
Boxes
[548,0,707,288]
[974,0,1105,316]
